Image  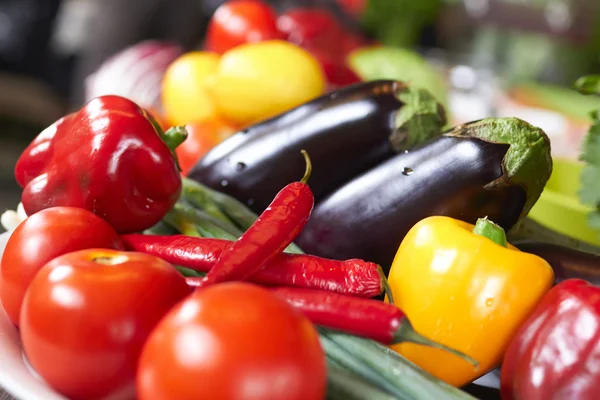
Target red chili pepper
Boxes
[14,95,185,233]
[200,150,315,286]
[500,279,600,400]
[121,233,389,298]
[269,287,478,366]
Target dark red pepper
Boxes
[125,233,390,298]
[200,150,315,286]
[500,279,600,400]
[14,95,185,233]
[269,286,478,366]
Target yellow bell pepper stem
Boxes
[472,217,507,247]
[387,216,554,387]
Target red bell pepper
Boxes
[15,95,185,233]
[500,279,600,400]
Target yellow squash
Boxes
[387,216,554,387]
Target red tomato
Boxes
[205,0,284,54]
[176,118,237,175]
[20,249,190,400]
[336,0,366,17]
[306,46,362,89]
[137,282,326,400]
[276,8,344,52]
[0,207,123,326]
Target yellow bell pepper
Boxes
[387,216,554,387]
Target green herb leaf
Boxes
[575,75,600,238]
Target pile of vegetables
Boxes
[84,0,448,177]
[1,72,599,400]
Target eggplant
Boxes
[514,240,600,286]
[297,118,553,270]
[188,80,446,213]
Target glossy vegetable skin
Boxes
[271,287,476,364]
[20,249,190,400]
[176,119,236,175]
[15,96,184,233]
[137,282,326,400]
[387,216,553,387]
[207,40,326,125]
[501,279,600,400]
[201,151,314,285]
[205,0,284,54]
[189,80,446,213]
[0,207,123,326]
[121,234,387,297]
[297,118,552,268]
[514,240,600,285]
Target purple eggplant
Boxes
[297,118,553,270]
[188,80,445,213]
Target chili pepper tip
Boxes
[300,150,312,184]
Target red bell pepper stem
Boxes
[270,287,478,366]
[120,233,389,298]
[200,150,315,285]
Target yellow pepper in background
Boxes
[387,216,554,387]
[162,51,221,126]
[206,40,326,125]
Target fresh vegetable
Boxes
[276,8,346,54]
[306,45,362,89]
[348,46,448,108]
[500,279,600,400]
[162,51,221,126]
[514,240,600,285]
[20,249,189,400]
[205,0,284,54]
[14,95,185,233]
[206,40,326,125]
[137,282,326,400]
[297,117,552,268]
[574,75,600,237]
[0,207,123,326]
[319,329,477,400]
[156,175,481,399]
[85,40,183,112]
[176,119,237,175]
[189,80,446,213]
[271,286,476,363]
[387,216,554,387]
[121,234,388,297]
[201,150,314,285]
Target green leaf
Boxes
[580,122,600,166]
[575,75,600,96]
[579,165,600,206]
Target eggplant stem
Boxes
[473,217,507,247]
[300,149,312,184]
[394,321,480,369]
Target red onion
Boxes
[84,40,183,112]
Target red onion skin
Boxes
[85,40,183,112]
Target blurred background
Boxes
[1,0,600,230]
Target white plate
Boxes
[0,231,66,400]
[0,231,500,400]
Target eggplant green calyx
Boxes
[473,217,507,247]
[445,117,553,221]
[391,85,447,152]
